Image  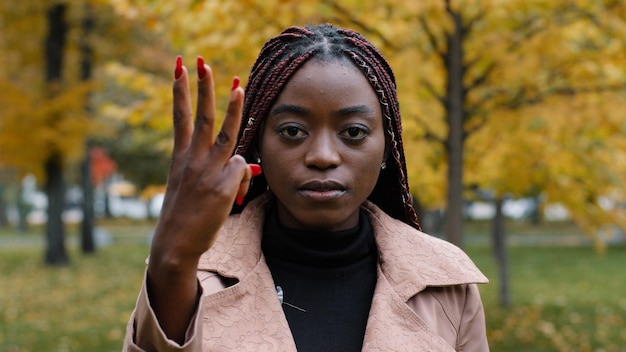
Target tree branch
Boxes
[507,4,602,51]
[465,91,498,118]
[463,115,489,140]
[444,0,453,16]
[325,0,399,51]
[505,84,626,109]
[413,117,446,145]
[422,78,446,108]
[507,15,545,51]
[417,15,446,62]
[462,10,486,35]
[465,61,496,93]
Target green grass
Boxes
[0,220,625,351]
[0,245,148,352]
[0,220,153,352]
[468,246,626,352]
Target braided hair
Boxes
[232,23,420,230]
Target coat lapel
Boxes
[363,269,456,351]
[361,202,488,351]
[199,257,297,351]
[362,202,488,299]
[197,194,298,351]
[195,194,487,351]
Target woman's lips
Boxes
[300,189,346,201]
[299,180,347,201]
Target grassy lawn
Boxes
[0,220,625,351]
[468,245,626,352]
[0,220,152,352]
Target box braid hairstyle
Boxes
[232,23,420,230]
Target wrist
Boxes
[151,216,214,258]
[148,242,200,278]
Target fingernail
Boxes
[175,55,183,80]
[235,196,244,206]
[197,56,206,80]
[231,76,240,91]
[249,164,262,177]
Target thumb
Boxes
[234,163,263,206]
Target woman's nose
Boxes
[304,132,341,170]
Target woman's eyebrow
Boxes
[269,104,376,119]
[336,105,376,117]
[269,104,310,117]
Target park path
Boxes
[1,229,619,248]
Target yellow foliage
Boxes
[97,0,626,239]
[0,1,110,182]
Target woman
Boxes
[123,24,489,352]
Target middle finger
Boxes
[189,56,217,157]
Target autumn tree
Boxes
[79,2,96,253]
[43,3,72,265]
[2,3,74,263]
[0,1,126,263]
[411,0,626,305]
[104,0,626,252]
[0,168,15,228]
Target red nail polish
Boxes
[249,164,262,177]
[231,76,240,91]
[197,56,206,80]
[235,196,244,206]
[175,55,183,79]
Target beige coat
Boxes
[124,195,489,351]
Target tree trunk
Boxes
[529,195,542,225]
[492,197,510,306]
[44,4,69,266]
[413,196,444,238]
[0,186,8,227]
[44,153,69,265]
[81,145,96,253]
[443,5,466,248]
[80,3,96,254]
[16,184,30,233]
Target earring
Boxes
[256,157,261,164]
[381,162,386,170]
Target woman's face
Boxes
[260,59,386,231]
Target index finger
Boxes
[172,56,193,155]
[189,56,216,157]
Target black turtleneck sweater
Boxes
[261,205,378,352]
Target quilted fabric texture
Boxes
[125,193,489,351]
[193,194,487,351]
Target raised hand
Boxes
[144,56,259,343]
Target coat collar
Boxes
[360,201,488,300]
[198,193,488,299]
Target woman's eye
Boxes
[340,126,369,140]
[278,125,307,139]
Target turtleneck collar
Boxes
[261,201,376,268]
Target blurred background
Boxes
[0,0,625,351]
